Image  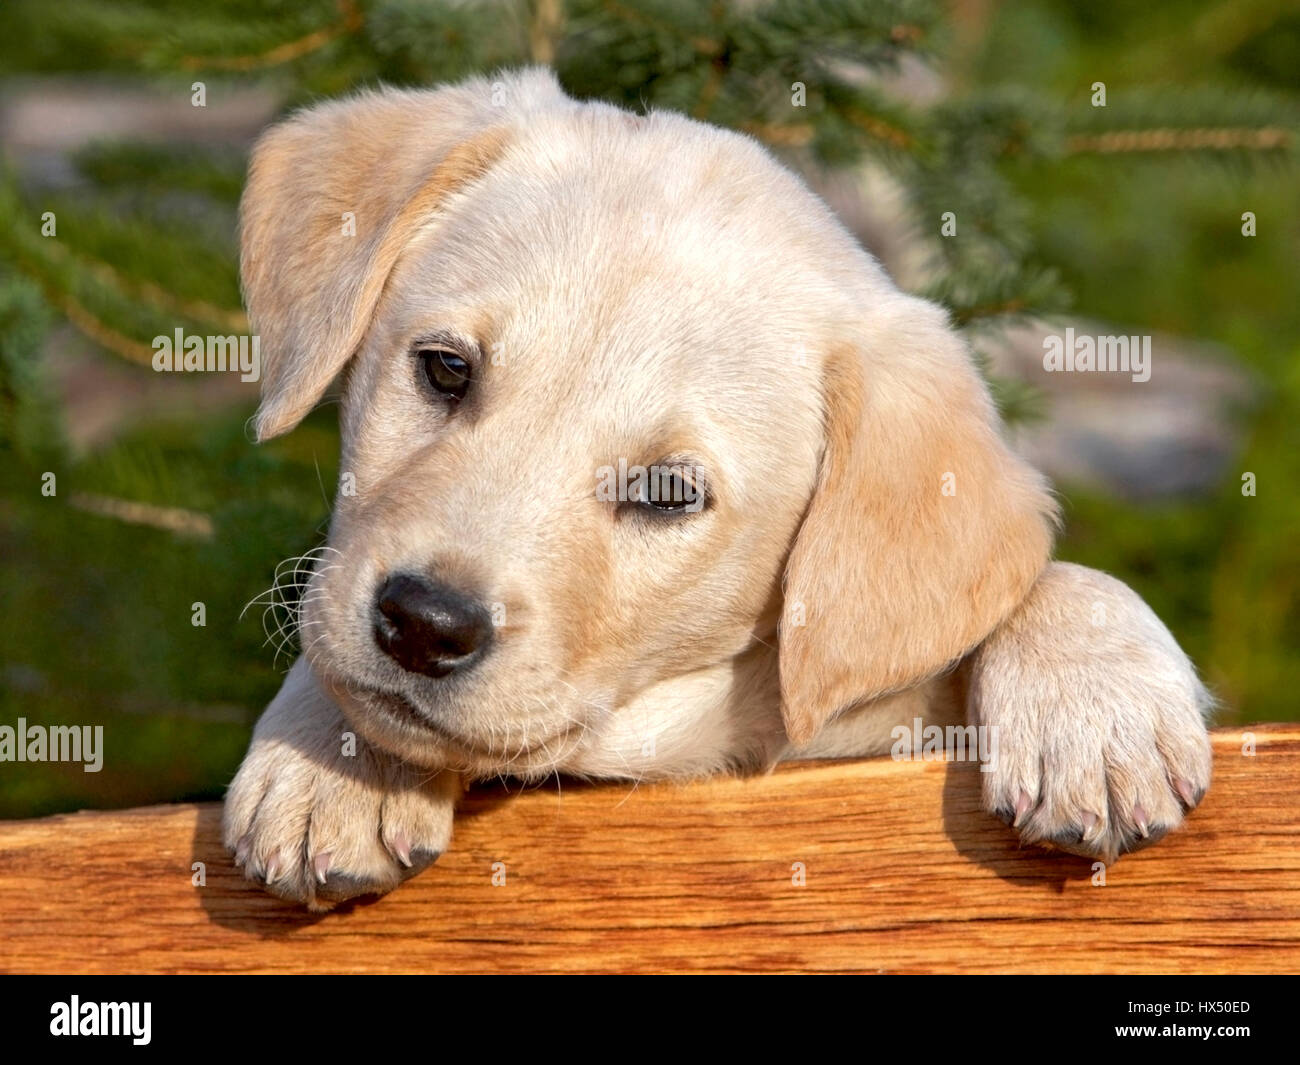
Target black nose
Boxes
[373,574,494,678]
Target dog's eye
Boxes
[419,349,471,401]
[631,469,703,514]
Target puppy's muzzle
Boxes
[373,573,494,678]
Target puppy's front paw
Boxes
[971,563,1213,863]
[223,659,460,910]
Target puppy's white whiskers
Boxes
[241,543,342,665]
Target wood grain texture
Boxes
[0,724,1295,974]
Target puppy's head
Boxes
[242,70,1056,774]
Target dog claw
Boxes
[1133,805,1150,839]
[1081,811,1102,842]
[1012,790,1033,828]
[265,851,283,884]
[388,832,413,869]
[1175,778,1197,807]
[313,852,332,884]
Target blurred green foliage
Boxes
[0,407,339,817]
[962,0,1300,722]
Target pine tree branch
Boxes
[1065,127,1291,154]
[844,105,915,149]
[37,239,246,332]
[180,0,362,71]
[56,290,158,366]
[693,61,725,120]
[738,120,815,147]
[598,0,723,58]
[529,0,565,64]
[68,492,214,539]
[0,269,62,461]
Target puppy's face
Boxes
[303,115,838,773]
[241,72,1056,775]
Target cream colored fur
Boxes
[224,70,1212,910]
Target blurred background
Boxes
[0,0,1296,818]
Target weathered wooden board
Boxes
[0,725,1294,974]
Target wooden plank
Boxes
[0,724,1295,974]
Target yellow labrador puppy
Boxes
[225,69,1212,909]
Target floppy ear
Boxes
[240,70,563,440]
[779,296,1058,745]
